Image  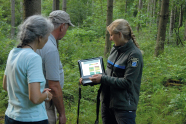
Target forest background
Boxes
[0,0,186,123]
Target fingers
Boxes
[79,78,82,82]
[80,74,102,84]
[89,77,98,83]
[89,74,102,83]
[79,78,83,85]
[92,74,100,77]
[48,92,53,100]
[45,88,51,91]
[90,75,98,80]
[45,90,53,102]
[43,88,51,93]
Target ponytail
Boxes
[128,25,140,48]
[17,42,29,48]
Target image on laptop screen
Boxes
[81,59,103,76]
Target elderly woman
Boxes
[3,15,54,124]
[80,19,143,124]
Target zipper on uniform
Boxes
[127,92,131,105]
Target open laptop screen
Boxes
[78,57,105,86]
[81,59,103,76]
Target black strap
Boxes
[95,84,102,124]
[77,83,102,124]
[77,83,81,124]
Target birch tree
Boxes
[178,4,183,28]
[169,7,175,39]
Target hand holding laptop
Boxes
[79,74,102,85]
[89,74,102,83]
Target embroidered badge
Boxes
[131,58,138,67]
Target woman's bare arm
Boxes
[29,82,52,104]
[3,75,7,91]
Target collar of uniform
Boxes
[113,39,134,53]
[49,34,57,47]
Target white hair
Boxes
[17,15,54,45]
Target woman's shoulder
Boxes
[21,49,42,61]
[129,47,143,59]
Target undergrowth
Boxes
[0,27,186,124]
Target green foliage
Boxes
[0,0,23,38]
[66,0,93,27]
[0,35,16,70]
[58,27,105,123]
[42,0,53,16]
[0,0,186,123]
[135,29,186,124]
[0,6,11,37]
[0,72,8,118]
[57,26,186,123]
[82,0,107,37]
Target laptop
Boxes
[78,57,105,86]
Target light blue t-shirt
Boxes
[4,48,48,122]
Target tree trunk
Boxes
[151,0,153,17]
[53,0,60,11]
[179,4,183,28]
[125,0,127,13]
[154,0,169,57]
[62,0,66,11]
[174,7,178,26]
[147,0,150,18]
[104,0,113,58]
[138,0,142,10]
[23,0,41,20]
[149,0,154,27]
[184,21,186,41]
[20,1,23,20]
[137,0,142,32]
[153,0,156,18]
[156,0,162,28]
[11,0,15,39]
[56,0,60,10]
[52,0,60,48]
[147,0,151,25]
[169,8,174,38]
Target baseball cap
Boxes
[49,10,74,27]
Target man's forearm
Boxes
[52,89,66,116]
[48,80,65,116]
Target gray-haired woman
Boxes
[3,15,54,124]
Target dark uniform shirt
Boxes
[101,39,143,111]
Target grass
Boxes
[0,27,186,124]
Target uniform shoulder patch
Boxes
[130,57,139,67]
